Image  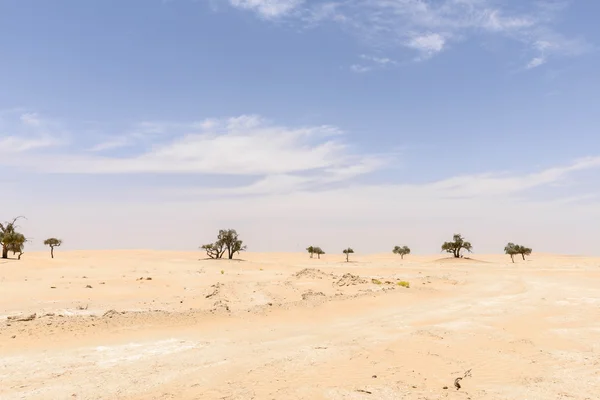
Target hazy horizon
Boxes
[1,1,599,255]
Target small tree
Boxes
[515,245,532,260]
[504,242,518,263]
[0,217,26,259]
[201,229,246,260]
[6,232,26,260]
[306,246,315,258]
[441,233,472,258]
[343,248,354,262]
[392,245,411,259]
[314,247,325,259]
[44,238,63,259]
[200,242,226,259]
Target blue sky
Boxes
[1,0,599,254]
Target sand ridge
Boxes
[1,251,599,399]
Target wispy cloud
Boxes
[228,0,303,19]
[0,110,65,153]
[350,64,371,73]
[0,114,385,185]
[526,56,546,69]
[225,0,592,68]
[0,135,59,153]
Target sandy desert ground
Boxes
[1,250,599,399]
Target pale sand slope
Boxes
[1,251,599,399]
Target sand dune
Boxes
[1,251,599,399]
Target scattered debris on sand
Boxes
[7,313,36,322]
[102,309,120,318]
[211,300,230,313]
[335,273,367,287]
[301,290,326,300]
[205,283,223,299]
[294,268,332,279]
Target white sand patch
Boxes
[94,338,201,367]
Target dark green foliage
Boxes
[201,242,226,259]
[504,242,518,263]
[392,245,411,259]
[6,232,26,260]
[441,234,472,258]
[0,217,26,260]
[44,238,62,259]
[504,243,532,262]
[314,247,325,259]
[306,246,315,258]
[515,244,532,260]
[201,229,246,260]
[342,247,354,262]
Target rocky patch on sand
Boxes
[301,290,326,300]
[293,268,332,280]
[334,273,368,287]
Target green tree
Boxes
[6,232,26,260]
[314,247,325,259]
[441,234,472,258]
[343,247,354,262]
[515,245,532,260]
[392,245,411,259]
[504,242,518,263]
[200,241,226,259]
[44,238,63,259]
[306,246,315,258]
[0,217,26,259]
[201,229,246,260]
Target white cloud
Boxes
[526,56,546,69]
[225,0,591,66]
[407,33,446,58]
[0,115,381,180]
[0,135,59,153]
[0,111,64,153]
[353,54,397,71]
[350,64,371,73]
[360,54,394,65]
[19,113,42,127]
[228,0,303,18]
[88,136,134,152]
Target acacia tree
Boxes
[6,232,26,260]
[44,238,62,259]
[201,229,246,260]
[392,245,411,259]
[504,242,518,263]
[200,241,226,259]
[343,248,354,262]
[0,217,26,259]
[314,247,325,259]
[441,234,472,258]
[515,245,532,260]
[306,246,315,258]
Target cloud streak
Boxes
[225,0,592,68]
[0,114,386,194]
